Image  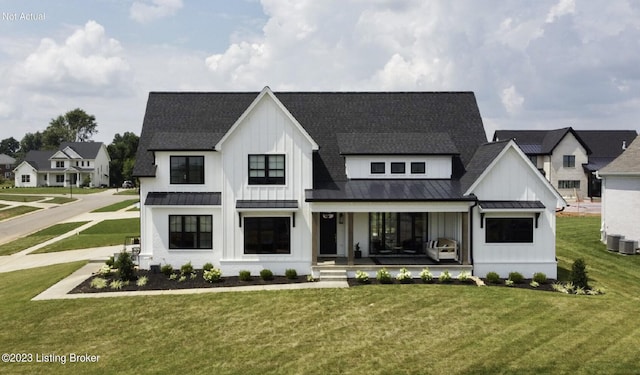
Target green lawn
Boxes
[91,199,139,212]
[43,197,77,205]
[0,187,107,195]
[31,218,140,253]
[0,204,7,209]
[0,206,41,221]
[1,216,639,374]
[0,222,89,256]
[0,194,45,202]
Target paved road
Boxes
[0,189,137,245]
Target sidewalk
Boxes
[0,204,139,273]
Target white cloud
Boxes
[501,85,525,114]
[546,0,575,23]
[130,0,183,24]
[15,20,131,96]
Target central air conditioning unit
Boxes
[619,240,638,255]
[606,234,624,252]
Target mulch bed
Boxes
[70,269,309,294]
[71,270,557,294]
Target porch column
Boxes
[461,212,469,265]
[311,212,319,265]
[347,212,354,266]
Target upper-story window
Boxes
[563,155,575,168]
[410,162,425,174]
[390,162,405,174]
[249,154,285,185]
[370,162,385,174]
[170,156,204,184]
[55,161,64,168]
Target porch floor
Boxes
[316,256,463,267]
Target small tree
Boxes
[116,251,137,282]
[570,258,589,289]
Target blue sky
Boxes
[1,0,639,145]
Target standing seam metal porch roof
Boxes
[305,179,473,201]
[145,192,221,205]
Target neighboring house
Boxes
[13,142,110,188]
[493,128,637,199]
[133,87,565,279]
[599,136,640,245]
[0,154,16,180]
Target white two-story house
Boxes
[133,87,565,278]
[14,142,110,188]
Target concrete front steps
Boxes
[318,269,348,282]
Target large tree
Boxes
[0,137,19,157]
[17,132,44,160]
[108,132,139,186]
[43,108,98,149]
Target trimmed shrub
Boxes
[161,264,173,276]
[355,270,369,284]
[532,272,547,284]
[239,270,251,281]
[203,262,214,271]
[420,268,433,283]
[105,256,115,268]
[570,258,589,289]
[457,271,471,283]
[485,271,501,284]
[376,268,393,284]
[285,268,298,280]
[396,267,413,283]
[439,270,452,283]
[116,251,136,282]
[203,268,222,283]
[260,269,274,281]
[180,261,194,276]
[508,272,524,284]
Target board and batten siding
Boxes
[470,146,559,279]
[218,93,315,274]
[344,155,452,179]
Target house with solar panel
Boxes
[493,128,637,200]
[133,87,565,279]
[13,142,110,188]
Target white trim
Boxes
[215,86,319,151]
[464,140,566,208]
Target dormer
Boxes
[337,132,459,179]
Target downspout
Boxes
[468,195,478,273]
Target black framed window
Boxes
[249,155,285,185]
[410,162,426,174]
[563,155,575,168]
[558,180,580,189]
[169,215,212,249]
[56,175,64,183]
[21,175,30,183]
[170,156,204,184]
[391,162,405,174]
[370,162,385,174]
[55,161,64,168]
[486,218,533,243]
[369,213,425,254]
[244,217,290,254]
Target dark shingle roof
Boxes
[305,179,472,201]
[133,91,487,184]
[236,200,298,209]
[145,192,221,205]
[493,127,591,155]
[0,154,15,164]
[59,142,104,159]
[336,132,458,155]
[575,130,636,158]
[460,140,510,193]
[21,142,105,172]
[599,136,640,175]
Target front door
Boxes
[319,212,337,255]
